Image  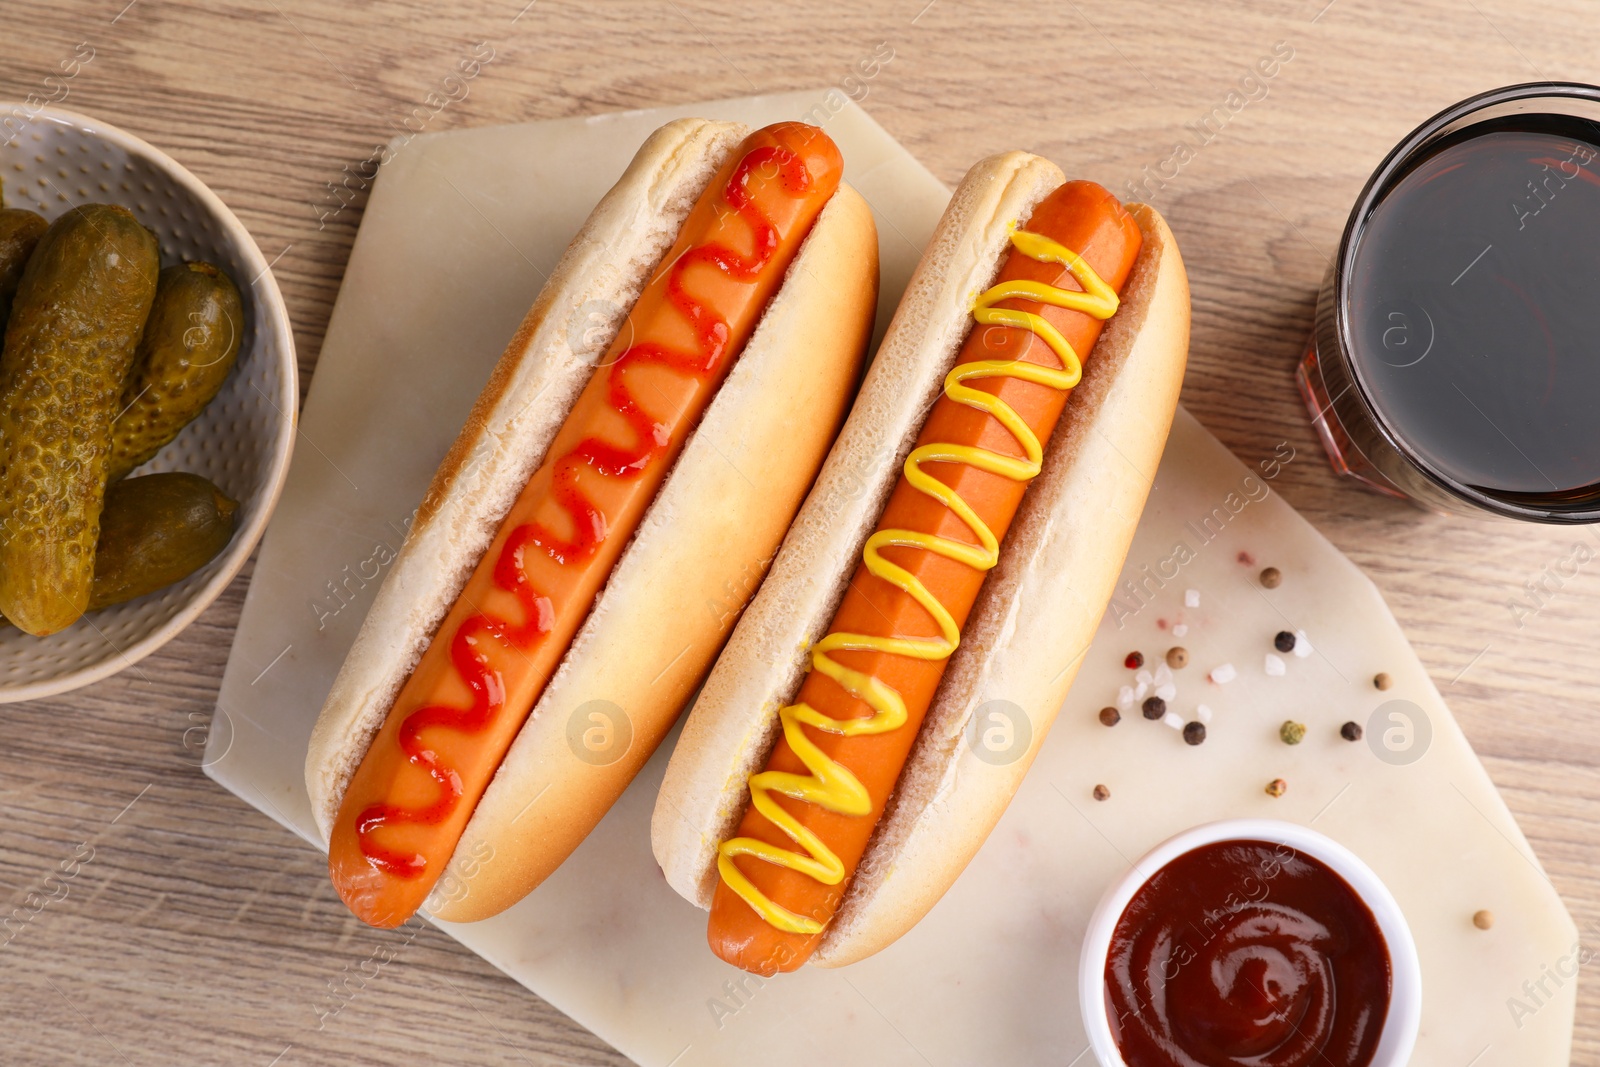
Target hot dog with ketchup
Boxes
[307,119,879,927]
[653,152,1190,972]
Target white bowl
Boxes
[1078,818,1421,1067]
[0,103,296,701]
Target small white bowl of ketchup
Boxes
[1078,819,1421,1067]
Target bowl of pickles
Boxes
[0,104,296,701]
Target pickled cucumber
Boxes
[0,208,48,332]
[0,203,160,635]
[0,472,237,626]
[109,261,243,481]
[89,472,238,610]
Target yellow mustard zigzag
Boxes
[716,227,1120,934]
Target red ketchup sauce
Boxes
[355,143,815,876]
[1105,839,1391,1067]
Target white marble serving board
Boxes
[207,92,1576,1066]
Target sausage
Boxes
[327,123,844,928]
[707,181,1143,973]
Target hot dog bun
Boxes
[650,152,1188,965]
[306,118,879,923]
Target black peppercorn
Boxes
[1183,721,1206,746]
[1142,696,1166,720]
[1273,630,1296,653]
[1340,720,1363,742]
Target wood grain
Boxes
[3,0,1598,1063]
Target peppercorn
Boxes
[1280,720,1306,745]
[1142,696,1166,720]
[1183,721,1206,746]
[1273,630,1296,653]
[1166,646,1189,669]
[1124,651,1144,669]
[1093,784,1111,802]
[1340,720,1363,742]
[1265,778,1287,797]
[1260,566,1282,589]
[1374,672,1393,691]
[1098,706,1121,727]
[1473,909,1494,930]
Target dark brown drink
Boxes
[1351,116,1600,502]
[1300,83,1600,521]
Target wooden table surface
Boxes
[4,1,1599,1063]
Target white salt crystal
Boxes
[1210,663,1237,684]
[1265,653,1287,677]
[1197,703,1214,723]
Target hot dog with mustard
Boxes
[653,152,1190,972]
